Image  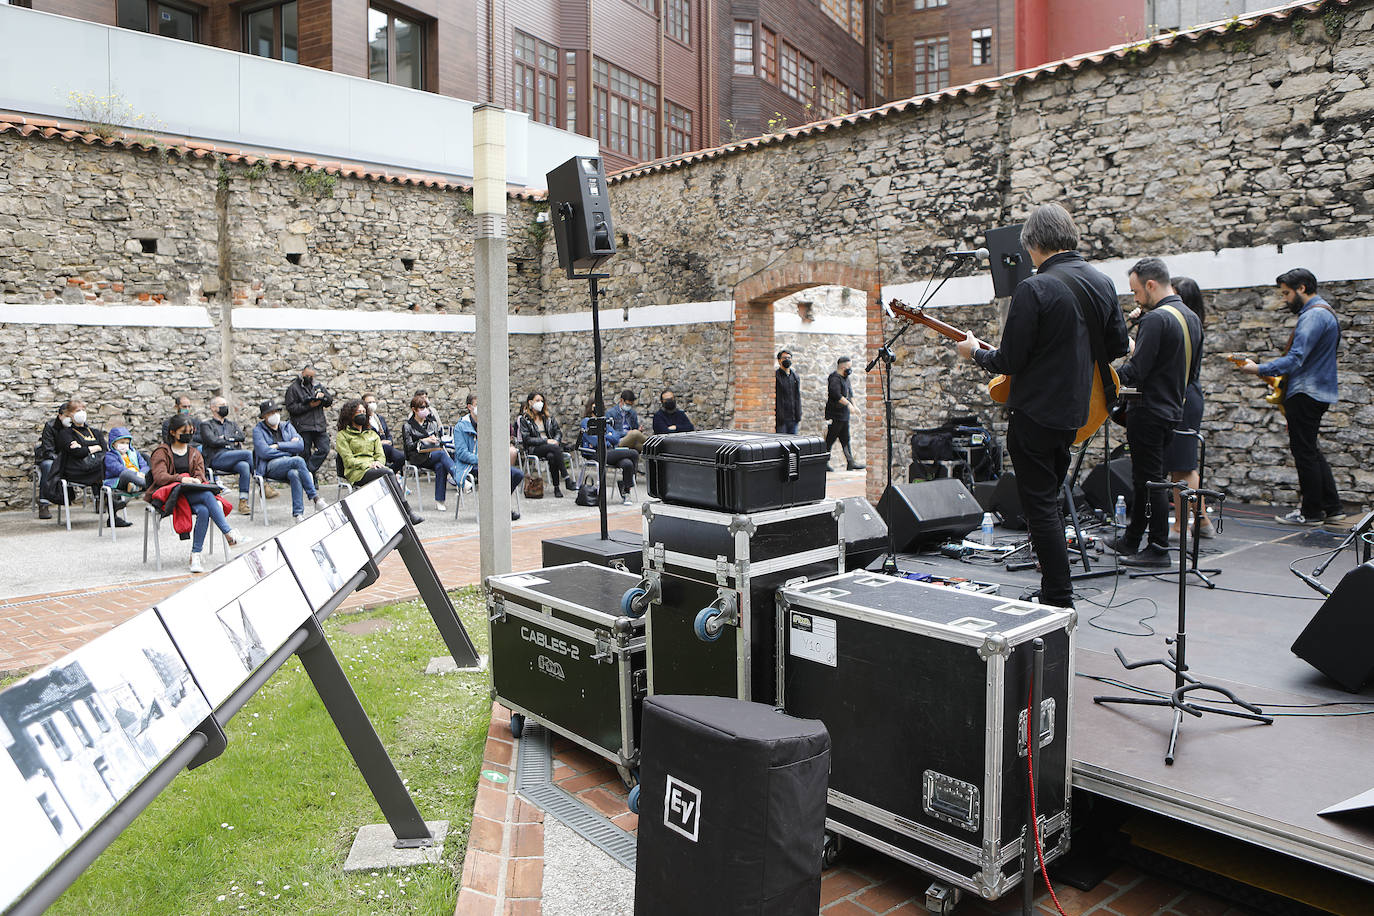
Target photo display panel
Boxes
[343,477,406,556]
[0,610,212,909]
[276,503,370,612]
[157,541,313,707]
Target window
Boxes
[117,0,198,42]
[760,27,777,84]
[913,36,949,95]
[368,5,424,90]
[972,28,992,66]
[565,50,578,132]
[64,710,94,748]
[820,73,859,119]
[84,698,111,733]
[513,31,559,126]
[594,59,658,161]
[630,0,655,11]
[779,42,813,104]
[244,1,298,63]
[666,102,692,157]
[733,21,753,75]
[913,0,947,8]
[40,720,73,761]
[666,0,690,45]
[821,0,864,42]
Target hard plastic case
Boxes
[643,429,828,513]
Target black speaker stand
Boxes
[1094,482,1272,765]
[565,268,612,542]
[867,320,908,575]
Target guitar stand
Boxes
[1094,481,1272,765]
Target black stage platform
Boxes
[881,503,1374,885]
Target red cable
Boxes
[1028,681,1070,916]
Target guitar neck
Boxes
[888,299,992,350]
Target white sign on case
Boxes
[0,610,212,909]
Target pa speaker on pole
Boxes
[546,156,617,279]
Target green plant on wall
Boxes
[244,158,269,182]
[295,167,337,198]
[1323,10,1345,41]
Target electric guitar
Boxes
[1224,353,1285,414]
[887,298,1118,446]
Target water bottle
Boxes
[980,512,996,547]
[1114,495,1127,530]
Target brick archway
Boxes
[732,260,884,500]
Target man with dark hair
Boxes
[1109,257,1201,567]
[652,389,695,434]
[775,348,801,435]
[284,366,333,475]
[1236,268,1342,525]
[609,389,647,451]
[824,357,863,470]
[160,393,202,448]
[955,203,1129,605]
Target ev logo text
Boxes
[538,655,566,681]
[520,625,581,660]
[663,775,701,842]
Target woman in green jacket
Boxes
[336,399,425,526]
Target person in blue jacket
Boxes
[454,394,523,521]
[252,399,326,521]
[580,397,639,505]
[101,425,148,528]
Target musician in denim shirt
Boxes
[1238,268,1342,525]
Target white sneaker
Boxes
[313,496,327,511]
[434,502,447,512]
[292,513,305,522]
[225,528,251,548]
[189,552,205,574]
[462,478,475,493]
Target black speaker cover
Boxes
[1082,457,1133,514]
[992,473,1027,530]
[634,695,830,915]
[1292,562,1374,692]
[876,479,982,551]
[838,496,888,571]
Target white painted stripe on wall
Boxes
[774,313,867,336]
[0,303,213,328]
[232,307,478,333]
[536,300,736,332]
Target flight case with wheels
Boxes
[630,498,843,705]
[775,572,1075,900]
[486,563,646,769]
[643,429,828,513]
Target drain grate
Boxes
[514,723,638,868]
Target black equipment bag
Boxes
[634,695,831,916]
[910,416,1001,483]
[644,429,827,513]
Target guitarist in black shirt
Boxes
[956,204,1128,608]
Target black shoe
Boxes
[553,488,564,498]
[114,515,133,528]
[825,464,835,472]
[846,463,865,470]
[511,509,521,521]
[564,477,576,491]
[38,504,52,520]
[407,511,425,526]
[1105,535,1139,556]
[1121,544,1172,568]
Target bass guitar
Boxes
[1224,353,1285,415]
[887,297,1118,446]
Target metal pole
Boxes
[591,275,609,541]
[473,103,513,582]
[1022,637,1045,916]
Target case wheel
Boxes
[694,607,725,642]
[821,831,844,869]
[627,784,641,815]
[924,881,961,916]
[509,713,525,739]
[620,587,648,617]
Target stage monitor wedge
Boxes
[546,156,617,279]
[985,224,1032,298]
[877,479,982,551]
[1291,561,1374,693]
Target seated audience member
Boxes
[159,394,202,448]
[335,399,424,525]
[607,389,647,452]
[403,394,464,511]
[517,391,575,497]
[413,388,444,430]
[45,398,107,506]
[200,396,255,515]
[252,399,326,521]
[454,393,523,521]
[579,397,639,505]
[362,392,405,474]
[652,388,695,434]
[34,401,67,519]
[150,414,247,573]
[100,426,147,527]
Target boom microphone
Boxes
[951,247,990,260]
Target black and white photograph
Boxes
[278,505,370,611]
[344,479,406,555]
[0,611,211,908]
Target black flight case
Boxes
[486,563,646,771]
[631,498,844,705]
[643,429,828,513]
[775,572,1075,901]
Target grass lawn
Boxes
[46,586,493,916]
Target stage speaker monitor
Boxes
[985,223,1032,298]
[1291,561,1374,692]
[991,473,1027,530]
[838,496,888,571]
[877,479,982,552]
[546,156,617,279]
[1082,457,1133,514]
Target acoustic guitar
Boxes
[1224,353,1285,415]
[887,298,1118,446]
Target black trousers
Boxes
[824,418,855,464]
[587,447,639,493]
[1125,410,1175,548]
[531,441,570,481]
[355,466,416,515]
[1007,411,1075,608]
[1285,393,1342,518]
[300,429,330,475]
[382,443,406,474]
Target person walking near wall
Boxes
[1234,268,1342,525]
[775,349,801,435]
[284,366,333,475]
[824,357,863,470]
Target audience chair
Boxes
[142,502,226,572]
[55,479,96,531]
[250,474,272,526]
[403,462,437,514]
[334,454,354,501]
[96,484,130,542]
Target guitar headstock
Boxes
[1222,353,1249,367]
[886,298,922,322]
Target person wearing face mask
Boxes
[335,399,424,525]
[403,394,465,511]
[362,392,405,474]
[100,426,148,528]
[283,366,334,475]
[33,400,69,519]
[46,398,109,508]
[454,393,523,521]
[607,389,647,453]
[775,349,801,435]
[159,394,202,448]
[253,399,326,521]
[518,392,575,497]
[579,396,639,505]
[151,414,246,573]
[823,358,863,471]
[200,396,255,515]
[651,389,695,435]
[1234,267,1343,526]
